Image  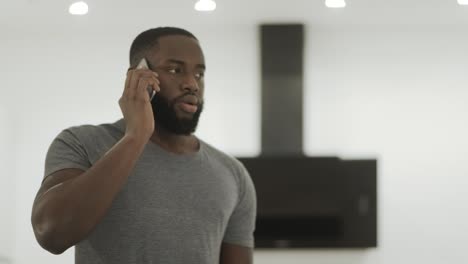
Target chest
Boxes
[109,156,239,231]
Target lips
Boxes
[177,95,199,113]
[178,95,198,105]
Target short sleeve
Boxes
[44,129,91,180]
[223,162,257,248]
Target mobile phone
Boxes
[136,58,156,101]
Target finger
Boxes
[124,70,140,98]
[148,73,160,100]
[123,70,133,97]
[128,69,152,99]
[137,76,159,101]
[125,69,158,99]
[152,72,160,92]
[152,73,160,91]
[137,70,159,89]
[148,70,159,83]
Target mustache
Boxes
[174,93,203,105]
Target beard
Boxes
[151,92,203,135]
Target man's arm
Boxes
[31,67,159,254]
[31,135,148,254]
[220,162,256,263]
[220,243,253,264]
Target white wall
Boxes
[2,24,468,263]
[0,107,14,264]
[0,43,15,264]
[302,26,468,263]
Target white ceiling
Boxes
[2,0,468,32]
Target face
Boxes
[147,35,206,135]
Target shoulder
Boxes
[199,139,251,187]
[64,119,123,138]
[51,119,124,162]
[200,140,246,172]
[58,119,124,143]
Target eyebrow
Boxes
[165,59,206,70]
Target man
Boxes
[31,27,256,264]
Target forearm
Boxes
[32,135,147,254]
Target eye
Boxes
[195,72,205,80]
[168,67,182,74]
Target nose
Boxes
[181,73,200,93]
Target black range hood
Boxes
[237,24,377,248]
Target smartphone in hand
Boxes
[136,58,156,101]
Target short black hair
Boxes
[129,27,197,67]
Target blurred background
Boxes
[1,0,468,263]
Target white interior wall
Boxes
[0,44,15,264]
[302,25,468,264]
[2,24,468,264]
[0,107,14,264]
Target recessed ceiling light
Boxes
[325,0,346,8]
[194,0,216,12]
[458,0,468,5]
[69,1,89,15]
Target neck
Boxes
[149,125,199,155]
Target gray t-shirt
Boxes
[44,119,256,264]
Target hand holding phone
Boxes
[119,58,159,140]
[136,58,157,101]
